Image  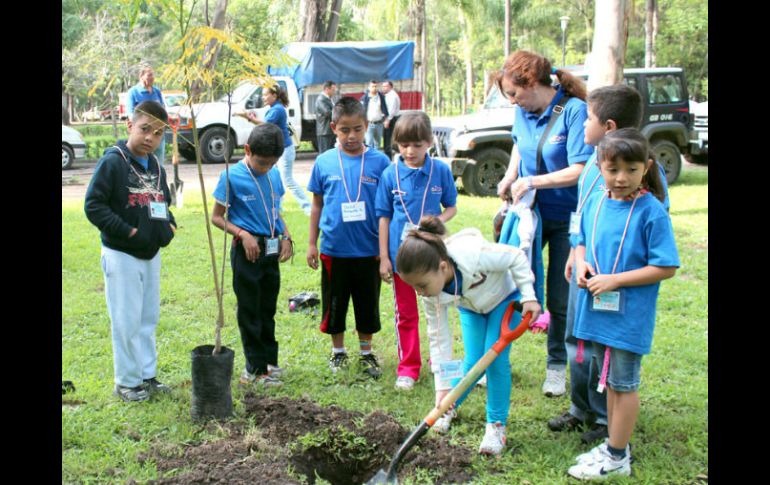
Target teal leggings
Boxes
[453,292,520,424]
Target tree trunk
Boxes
[586,0,629,91]
[644,0,658,68]
[301,0,327,42]
[433,32,441,117]
[324,0,343,41]
[504,0,511,58]
[458,6,473,112]
[190,0,229,101]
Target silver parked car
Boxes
[62,125,87,170]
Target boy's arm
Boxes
[378,217,393,283]
[212,202,261,262]
[307,193,324,270]
[438,206,457,224]
[585,266,678,296]
[277,213,293,263]
[84,159,135,239]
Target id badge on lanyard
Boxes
[149,200,169,221]
[400,222,419,241]
[569,211,581,235]
[265,237,280,256]
[341,201,366,222]
[438,359,464,380]
[591,290,623,313]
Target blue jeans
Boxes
[277,144,311,214]
[593,343,643,392]
[541,218,570,370]
[365,122,383,150]
[566,264,608,425]
[101,246,161,388]
[452,293,519,425]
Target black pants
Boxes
[317,134,336,155]
[383,115,400,158]
[231,240,280,375]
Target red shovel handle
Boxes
[168,114,180,133]
[492,301,532,354]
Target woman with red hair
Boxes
[495,50,594,398]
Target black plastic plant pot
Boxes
[190,345,234,421]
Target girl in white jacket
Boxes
[396,216,541,455]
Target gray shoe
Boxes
[268,364,285,379]
[114,384,149,402]
[542,368,566,397]
[359,353,382,379]
[142,378,172,395]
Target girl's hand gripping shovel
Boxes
[168,114,184,208]
[366,301,533,485]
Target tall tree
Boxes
[644,0,658,67]
[190,0,229,101]
[324,0,343,41]
[300,0,344,42]
[586,0,630,90]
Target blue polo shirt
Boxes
[127,83,165,116]
[512,86,594,221]
[212,160,285,237]
[569,152,671,247]
[574,191,679,355]
[375,155,457,271]
[264,103,292,148]
[308,147,390,257]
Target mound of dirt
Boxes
[141,392,475,485]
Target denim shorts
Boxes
[592,343,643,392]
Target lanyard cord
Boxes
[576,169,603,215]
[244,160,277,237]
[112,145,161,195]
[337,147,366,203]
[590,190,640,275]
[395,156,434,225]
[433,268,459,359]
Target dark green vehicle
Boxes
[431,67,693,196]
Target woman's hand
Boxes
[510,177,532,205]
[497,176,515,201]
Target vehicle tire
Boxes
[62,144,74,170]
[461,147,510,197]
[179,146,197,162]
[650,139,682,185]
[199,127,234,164]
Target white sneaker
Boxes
[268,364,285,379]
[576,440,631,464]
[479,422,506,455]
[394,376,415,391]
[568,444,631,480]
[476,374,488,388]
[542,368,566,397]
[432,408,457,434]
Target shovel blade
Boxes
[365,468,397,485]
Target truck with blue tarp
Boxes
[169,41,421,163]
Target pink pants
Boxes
[393,273,422,380]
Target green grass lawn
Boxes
[62,165,707,484]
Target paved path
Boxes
[62,150,317,200]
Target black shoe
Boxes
[359,353,382,379]
[114,384,150,402]
[142,377,172,395]
[580,423,609,444]
[329,351,349,373]
[547,412,583,432]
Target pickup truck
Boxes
[168,41,422,163]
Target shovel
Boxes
[168,115,184,208]
[366,301,532,485]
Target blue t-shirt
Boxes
[264,103,292,148]
[212,160,286,237]
[569,152,671,247]
[512,86,594,221]
[573,191,679,355]
[375,154,458,271]
[127,83,165,116]
[307,147,390,258]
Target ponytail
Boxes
[644,155,667,204]
[554,69,587,101]
[395,216,449,276]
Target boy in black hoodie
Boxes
[85,100,176,402]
